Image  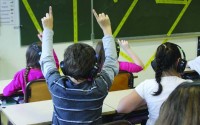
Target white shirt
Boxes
[188,56,200,75]
[135,76,191,125]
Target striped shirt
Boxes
[40,28,119,125]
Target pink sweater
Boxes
[3,50,59,96]
[119,61,143,73]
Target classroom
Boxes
[0,0,200,125]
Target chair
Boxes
[102,120,132,125]
[113,108,149,125]
[109,71,134,91]
[24,79,51,103]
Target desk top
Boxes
[0,79,11,96]
[1,100,53,125]
[0,84,141,125]
[184,67,195,73]
[104,89,133,110]
[1,100,115,125]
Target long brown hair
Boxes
[24,42,42,84]
[155,81,200,125]
[153,42,182,96]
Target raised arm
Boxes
[40,6,57,77]
[118,39,144,69]
[37,32,59,69]
[93,9,119,83]
[93,9,112,36]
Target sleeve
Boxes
[40,28,58,78]
[119,61,143,73]
[187,56,200,75]
[99,35,119,88]
[3,71,24,96]
[135,80,146,99]
[53,49,60,69]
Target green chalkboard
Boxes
[20,0,200,46]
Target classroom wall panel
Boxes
[19,0,200,45]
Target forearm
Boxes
[125,48,144,68]
[119,62,143,73]
[102,35,119,82]
[117,90,145,113]
[40,28,57,77]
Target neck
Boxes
[162,70,181,77]
[68,76,87,84]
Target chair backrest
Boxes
[24,79,51,103]
[109,71,134,91]
[102,120,132,125]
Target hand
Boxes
[41,6,53,30]
[93,9,112,36]
[118,39,130,50]
[37,32,43,41]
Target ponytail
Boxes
[24,66,31,84]
[153,58,163,96]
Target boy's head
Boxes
[61,43,98,80]
[26,42,42,68]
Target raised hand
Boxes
[41,6,53,30]
[118,39,144,68]
[118,39,130,50]
[93,9,112,36]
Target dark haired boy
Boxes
[40,7,119,125]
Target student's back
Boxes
[40,7,118,124]
[117,42,192,125]
[3,42,59,96]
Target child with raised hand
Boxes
[40,6,118,125]
[118,39,144,72]
[3,41,59,97]
[96,39,144,73]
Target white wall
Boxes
[0,1,198,86]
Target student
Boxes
[40,6,118,125]
[95,39,144,73]
[187,56,200,75]
[3,42,59,97]
[155,81,200,125]
[117,42,192,125]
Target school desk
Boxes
[0,79,23,97]
[1,88,147,125]
[184,67,195,73]
[103,89,148,125]
[0,79,12,96]
[182,67,200,80]
[104,89,133,110]
[1,100,115,125]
